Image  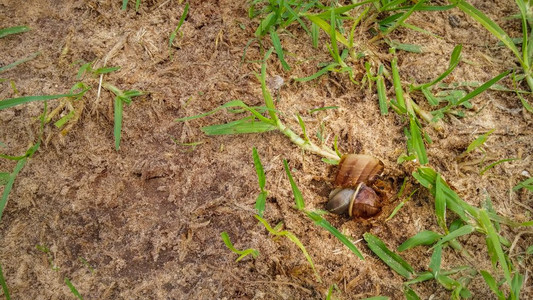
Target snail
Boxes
[326,154,385,219]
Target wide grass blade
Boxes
[429,244,442,278]
[306,211,364,259]
[409,117,428,165]
[364,233,415,279]
[201,118,277,135]
[0,263,10,300]
[463,129,494,155]
[380,0,427,38]
[377,66,388,114]
[221,232,259,262]
[64,278,83,300]
[0,26,30,38]
[305,15,349,47]
[480,270,505,300]
[0,93,78,110]
[398,230,442,251]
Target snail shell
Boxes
[327,154,384,219]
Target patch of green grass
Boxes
[220,232,259,262]
[253,147,267,217]
[513,177,533,191]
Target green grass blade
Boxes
[0,93,76,110]
[306,211,364,259]
[398,230,442,251]
[260,48,279,123]
[513,177,533,191]
[453,0,521,61]
[296,114,309,142]
[364,233,415,279]
[201,118,277,135]
[0,263,10,300]
[377,73,388,114]
[169,3,190,48]
[64,278,83,300]
[409,117,428,165]
[255,215,321,282]
[252,147,266,191]
[480,270,505,300]
[455,70,510,107]
[0,51,41,74]
[414,45,462,90]
[270,29,290,70]
[0,26,30,38]
[479,210,514,298]
[510,272,524,300]
[404,286,421,300]
[305,15,349,47]
[435,173,447,232]
[294,63,339,82]
[362,297,389,300]
[463,129,494,155]
[0,158,28,222]
[329,8,340,63]
[252,147,267,217]
[391,56,406,110]
[122,0,128,10]
[94,66,120,75]
[434,224,475,248]
[311,22,319,48]
[221,232,259,262]
[380,0,426,37]
[114,97,123,150]
[480,158,518,175]
[283,159,304,210]
[429,244,442,278]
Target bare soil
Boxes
[0,0,531,299]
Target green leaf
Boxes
[0,263,10,300]
[0,157,30,222]
[464,129,495,155]
[0,51,41,74]
[480,158,518,175]
[398,230,442,252]
[305,15,349,47]
[255,215,321,282]
[64,278,83,300]
[114,97,123,150]
[480,270,505,300]
[201,118,277,135]
[0,93,79,110]
[404,286,421,300]
[455,70,511,107]
[433,224,475,248]
[169,3,190,48]
[380,0,427,37]
[306,211,364,260]
[452,1,521,61]
[283,159,304,210]
[429,244,442,278]
[294,63,340,82]
[435,173,447,232]
[409,117,428,165]
[270,29,290,71]
[252,147,266,191]
[94,66,120,74]
[221,232,259,262]
[0,25,30,38]
[377,73,388,115]
[414,45,462,90]
[513,177,533,191]
[364,233,415,279]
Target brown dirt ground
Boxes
[0,0,532,299]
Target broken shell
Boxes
[334,154,384,188]
[348,183,381,218]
